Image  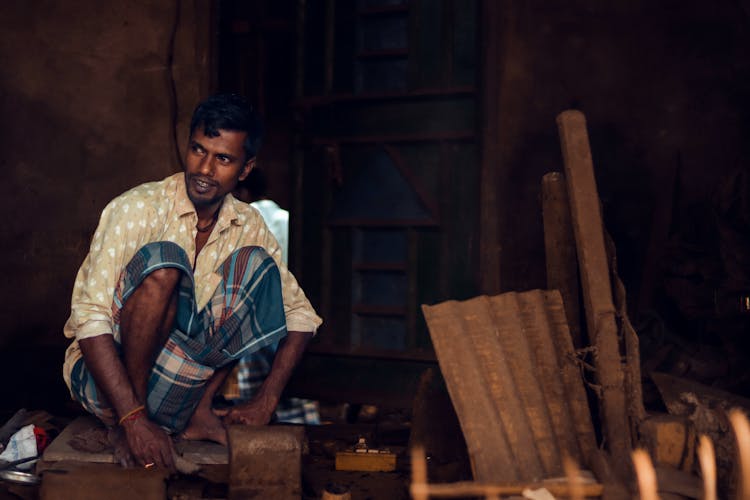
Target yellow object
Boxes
[335,450,396,472]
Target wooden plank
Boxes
[639,415,695,471]
[542,290,598,466]
[43,416,114,464]
[651,371,750,415]
[516,290,582,463]
[42,415,228,465]
[541,171,582,348]
[40,462,168,500]
[651,372,750,500]
[465,296,545,480]
[487,293,562,476]
[605,230,646,424]
[422,300,519,481]
[556,110,631,474]
[411,480,604,498]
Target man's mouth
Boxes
[191,176,215,193]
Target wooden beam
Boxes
[477,0,504,294]
[556,110,631,478]
[541,171,583,348]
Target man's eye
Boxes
[217,156,230,163]
[191,144,204,154]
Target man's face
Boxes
[184,128,254,212]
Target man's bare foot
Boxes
[107,426,134,467]
[180,407,228,445]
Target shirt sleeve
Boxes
[64,193,155,341]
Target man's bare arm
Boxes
[222,330,313,425]
[78,335,175,470]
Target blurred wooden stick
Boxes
[632,448,659,500]
[563,455,585,500]
[697,434,717,500]
[729,409,750,500]
[411,447,429,500]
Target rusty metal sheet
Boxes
[463,295,545,480]
[421,299,520,482]
[513,292,581,463]
[541,290,598,464]
[422,289,597,482]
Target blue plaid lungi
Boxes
[236,349,320,424]
[70,241,287,432]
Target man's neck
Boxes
[196,202,222,225]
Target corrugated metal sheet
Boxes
[422,289,597,482]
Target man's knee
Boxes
[143,267,181,290]
[235,245,271,261]
[122,267,181,315]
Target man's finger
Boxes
[162,441,175,471]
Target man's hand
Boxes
[121,416,176,471]
[218,392,278,426]
[216,330,313,426]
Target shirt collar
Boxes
[174,172,195,217]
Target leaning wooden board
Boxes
[556,110,632,474]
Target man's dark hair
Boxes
[189,93,263,161]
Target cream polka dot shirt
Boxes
[62,173,321,391]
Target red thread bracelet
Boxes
[118,405,145,426]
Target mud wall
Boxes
[0,1,213,410]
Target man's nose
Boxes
[198,155,214,175]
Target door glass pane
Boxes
[353,270,407,306]
[361,0,407,8]
[330,146,431,222]
[356,58,408,93]
[361,15,407,51]
[353,229,407,263]
[352,315,407,349]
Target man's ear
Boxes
[239,157,256,182]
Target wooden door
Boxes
[294,0,480,364]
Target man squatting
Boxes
[62,94,322,470]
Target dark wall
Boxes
[0,1,213,410]
[487,0,750,314]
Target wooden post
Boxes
[477,0,504,294]
[541,171,582,348]
[556,110,631,477]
